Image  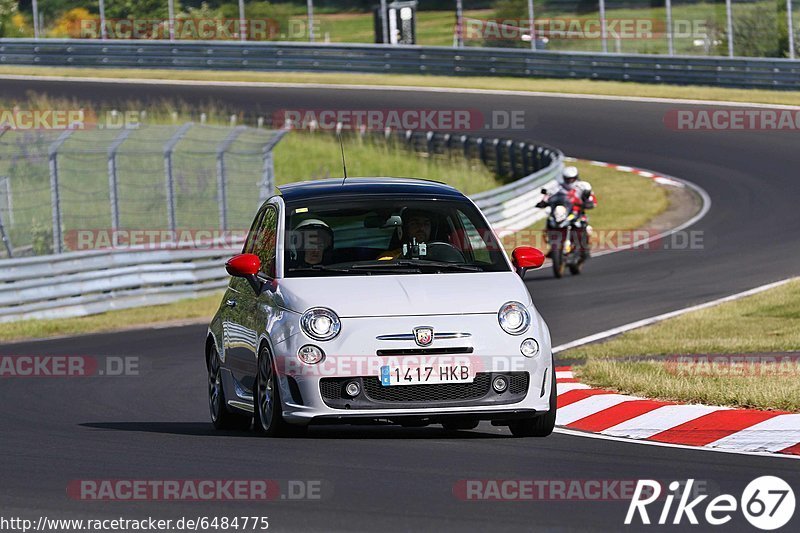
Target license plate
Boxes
[379,363,473,386]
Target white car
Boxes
[205,178,553,437]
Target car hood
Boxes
[277,272,531,317]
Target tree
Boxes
[0,0,18,38]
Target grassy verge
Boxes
[274,133,500,196]
[3,66,800,107]
[571,279,800,411]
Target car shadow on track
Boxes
[79,422,508,439]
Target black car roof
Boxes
[278,177,467,203]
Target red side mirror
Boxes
[225,253,261,277]
[512,246,545,277]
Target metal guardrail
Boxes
[1,39,800,89]
[0,131,562,323]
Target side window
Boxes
[243,208,265,255]
[252,206,278,278]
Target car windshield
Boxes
[283,197,510,277]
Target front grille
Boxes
[319,372,529,409]
[375,347,474,356]
[363,373,490,402]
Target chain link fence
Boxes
[0,124,285,257]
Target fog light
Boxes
[345,381,361,397]
[297,345,324,364]
[520,338,540,358]
[492,376,508,393]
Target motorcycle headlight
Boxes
[553,205,568,223]
[498,301,530,336]
[300,307,341,341]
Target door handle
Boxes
[225,299,237,308]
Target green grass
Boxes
[572,279,800,411]
[273,132,500,196]
[576,359,800,412]
[566,279,800,360]
[4,66,800,107]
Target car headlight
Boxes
[300,307,341,341]
[498,301,530,335]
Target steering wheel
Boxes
[424,242,466,263]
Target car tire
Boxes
[509,362,557,438]
[208,346,252,431]
[254,345,301,437]
[552,249,565,278]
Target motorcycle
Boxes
[536,188,593,278]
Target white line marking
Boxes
[553,276,797,353]
[1,74,798,110]
[556,382,592,394]
[602,405,725,440]
[555,371,574,379]
[556,394,640,426]
[553,428,800,460]
[704,414,800,453]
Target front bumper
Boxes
[265,312,553,425]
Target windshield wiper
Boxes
[352,260,483,273]
[287,265,354,274]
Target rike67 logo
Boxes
[626,477,795,530]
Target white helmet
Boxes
[290,218,333,255]
[561,166,580,189]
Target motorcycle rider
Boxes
[537,166,597,261]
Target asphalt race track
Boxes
[1,78,799,531]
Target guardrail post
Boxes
[0,208,12,258]
[216,126,247,231]
[108,128,132,245]
[476,137,485,164]
[521,142,530,175]
[493,138,502,177]
[48,126,78,254]
[163,123,193,235]
[426,131,435,155]
[507,140,518,179]
[260,130,288,204]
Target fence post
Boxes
[789,0,796,60]
[163,123,193,235]
[260,130,288,205]
[48,127,78,254]
[108,128,132,246]
[216,126,247,231]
